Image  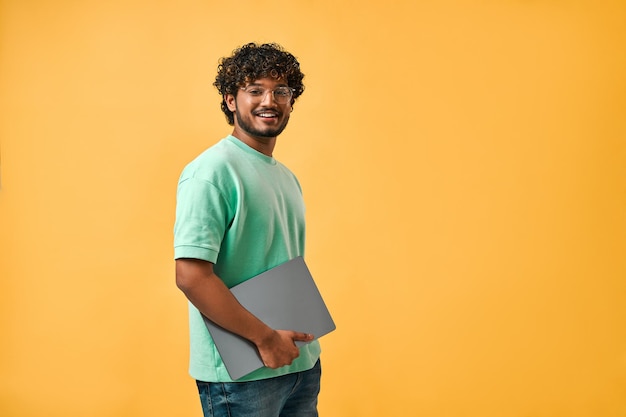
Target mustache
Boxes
[253,108,281,115]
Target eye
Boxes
[247,88,264,96]
[274,88,290,98]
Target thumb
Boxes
[291,331,314,342]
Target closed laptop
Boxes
[202,256,336,380]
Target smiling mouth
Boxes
[254,110,279,118]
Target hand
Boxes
[256,330,314,369]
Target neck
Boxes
[231,128,276,157]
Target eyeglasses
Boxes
[240,85,294,104]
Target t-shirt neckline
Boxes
[226,135,277,165]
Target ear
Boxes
[225,94,236,112]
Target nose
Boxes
[260,89,276,105]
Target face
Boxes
[226,77,292,141]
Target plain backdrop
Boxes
[1,1,625,416]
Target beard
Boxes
[234,103,290,139]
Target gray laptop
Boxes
[202,256,336,380]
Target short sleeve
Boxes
[173,176,232,262]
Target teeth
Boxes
[258,112,277,118]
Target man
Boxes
[174,43,322,417]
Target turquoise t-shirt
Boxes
[174,135,321,382]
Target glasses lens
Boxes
[244,87,265,98]
[243,86,292,104]
[272,87,292,103]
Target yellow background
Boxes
[1,1,625,416]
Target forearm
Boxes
[175,259,273,346]
[175,258,313,369]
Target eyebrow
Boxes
[248,81,289,87]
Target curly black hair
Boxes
[213,42,305,125]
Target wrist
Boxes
[249,325,275,348]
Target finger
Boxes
[291,331,314,342]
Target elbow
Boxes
[175,271,188,292]
[175,262,194,294]
[175,269,196,294]
[175,258,211,294]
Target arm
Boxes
[175,258,313,369]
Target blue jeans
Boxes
[196,360,321,417]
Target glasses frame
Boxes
[239,85,295,105]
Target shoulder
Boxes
[179,138,240,183]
